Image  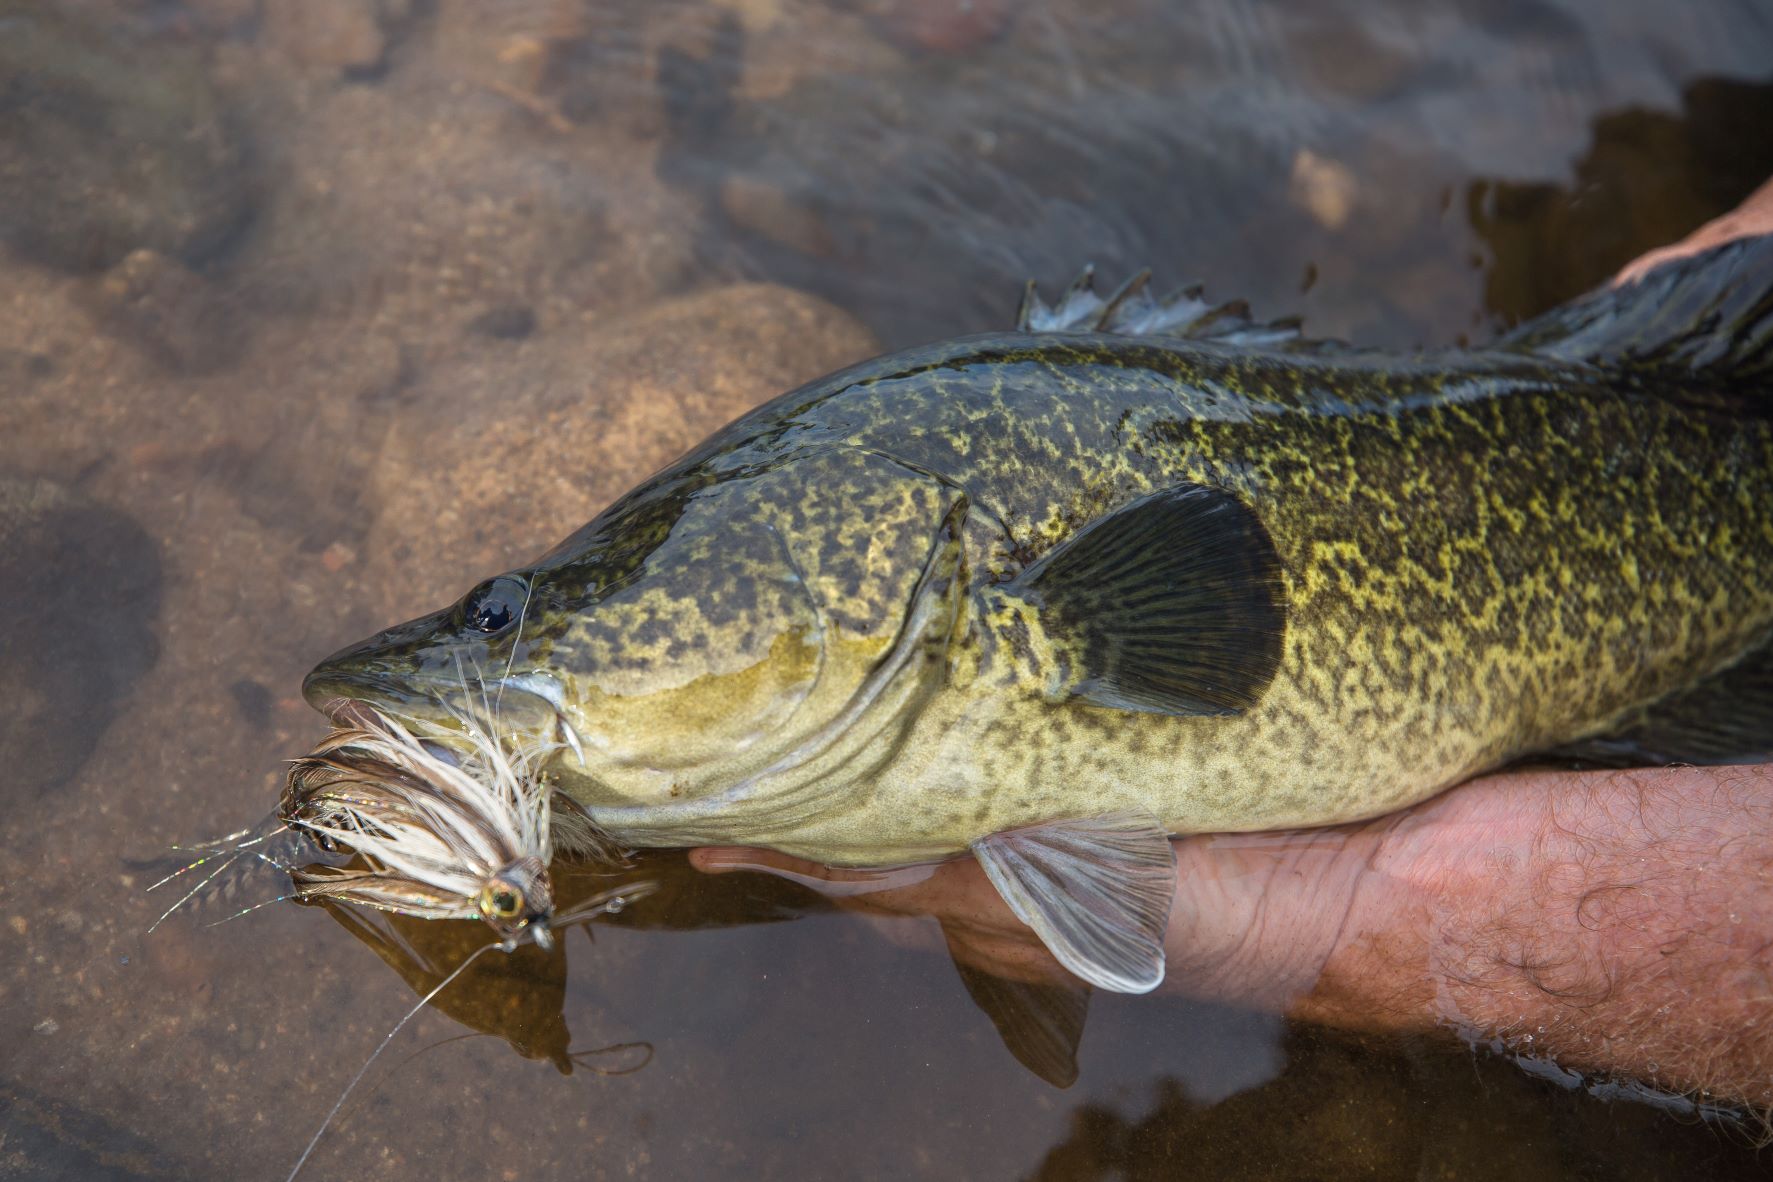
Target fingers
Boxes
[689,846,828,877]
[685,847,1074,984]
[1616,174,1773,285]
[688,846,942,899]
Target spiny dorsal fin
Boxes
[972,812,1176,994]
[1499,234,1773,385]
[1007,483,1286,716]
[1016,265,1334,350]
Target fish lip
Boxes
[303,668,566,756]
[311,695,383,729]
[301,665,427,714]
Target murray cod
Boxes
[303,237,1773,993]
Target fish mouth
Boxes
[302,667,439,725]
[303,665,574,762]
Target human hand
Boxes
[692,763,1773,1112]
[687,845,1086,988]
[688,816,1388,1011]
[1615,174,1773,284]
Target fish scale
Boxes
[298,236,1773,994]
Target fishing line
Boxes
[204,892,301,927]
[286,882,653,1180]
[493,577,537,720]
[285,938,503,1182]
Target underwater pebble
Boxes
[262,0,388,75]
[872,0,1015,55]
[363,282,878,616]
[1290,149,1360,231]
[467,303,539,340]
[320,541,358,572]
[80,249,234,373]
[0,5,252,273]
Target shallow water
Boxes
[1,1,1771,1178]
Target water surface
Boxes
[2,1,1771,1178]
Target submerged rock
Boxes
[261,0,390,76]
[363,282,877,618]
[78,249,237,373]
[0,477,161,801]
[0,4,253,272]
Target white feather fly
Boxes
[279,702,612,950]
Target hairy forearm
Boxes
[1258,766,1773,1106]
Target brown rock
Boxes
[262,0,387,74]
[868,0,1015,56]
[720,175,840,259]
[0,5,252,273]
[361,283,879,620]
[79,249,234,372]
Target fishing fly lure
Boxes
[279,703,612,949]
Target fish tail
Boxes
[1500,233,1773,389]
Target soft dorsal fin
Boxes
[972,812,1177,994]
[1005,483,1286,716]
[1498,234,1773,386]
[1016,265,1341,351]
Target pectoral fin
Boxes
[971,813,1176,994]
[1006,483,1286,715]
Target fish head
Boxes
[300,571,567,746]
[304,447,969,831]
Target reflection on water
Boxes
[1470,73,1773,325]
[1,0,1770,1178]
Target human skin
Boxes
[691,198,1773,1110]
[1614,175,1773,285]
[694,764,1773,1108]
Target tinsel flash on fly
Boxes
[278,702,613,950]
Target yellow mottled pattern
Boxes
[311,331,1773,867]
[564,336,1770,863]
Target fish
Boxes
[296,236,1773,997]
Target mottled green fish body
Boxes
[305,239,1773,993]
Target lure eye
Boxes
[463,576,529,635]
[482,884,524,920]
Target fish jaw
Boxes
[302,665,568,767]
[300,601,577,754]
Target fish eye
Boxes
[463,576,529,635]
[481,884,524,919]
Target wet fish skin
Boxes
[302,240,1773,988]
